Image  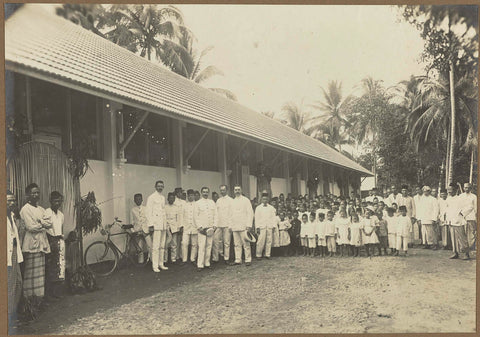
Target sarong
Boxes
[23,252,45,298]
[46,235,66,282]
[8,241,23,319]
[423,223,436,245]
[451,226,469,255]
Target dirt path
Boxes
[16,248,476,335]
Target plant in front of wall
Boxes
[76,191,102,236]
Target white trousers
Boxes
[212,227,231,261]
[197,233,213,269]
[182,233,198,262]
[152,230,167,269]
[256,228,273,257]
[396,235,409,251]
[232,230,252,263]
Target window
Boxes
[123,108,172,167]
[184,123,218,171]
[71,90,103,160]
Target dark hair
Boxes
[318,212,325,217]
[174,187,182,193]
[387,207,395,213]
[401,184,409,190]
[50,191,63,200]
[327,210,334,215]
[134,193,142,198]
[167,192,175,198]
[309,211,316,217]
[155,180,164,186]
[187,189,195,195]
[25,183,39,194]
[194,190,200,195]
[440,189,447,193]
[201,187,209,192]
[261,193,269,198]
[219,184,228,190]
[398,205,407,211]
[301,214,308,219]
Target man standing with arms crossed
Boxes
[230,185,254,266]
[146,180,168,273]
[213,185,233,264]
[194,187,218,271]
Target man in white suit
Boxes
[194,187,218,271]
[146,180,167,272]
[255,193,277,259]
[213,185,233,264]
[230,185,254,266]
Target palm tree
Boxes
[56,4,107,37]
[308,80,351,148]
[105,5,187,61]
[405,72,477,185]
[160,26,238,100]
[280,101,310,132]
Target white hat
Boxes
[244,231,257,243]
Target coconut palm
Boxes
[280,101,311,132]
[161,33,238,100]
[308,80,351,148]
[56,4,107,37]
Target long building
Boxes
[5,5,372,244]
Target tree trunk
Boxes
[469,149,474,183]
[447,60,456,185]
[445,131,450,188]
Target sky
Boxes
[177,5,427,115]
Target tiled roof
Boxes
[5,5,372,176]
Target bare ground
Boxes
[16,248,476,335]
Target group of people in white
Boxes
[129,181,477,274]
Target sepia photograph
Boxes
[4,3,478,335]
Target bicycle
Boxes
[84,217,149,277]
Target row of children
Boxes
[294,205,413,257]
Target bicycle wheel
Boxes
[84,241,118,277]
[129,235,149,267]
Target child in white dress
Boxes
[324,211,336,257]
[349,213,363,257]
[362,207,379,257]
[307,212,317,257]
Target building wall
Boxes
[184,169,223,195]
[271,177,288,197]
[79,160,115,250]
[300,180,306,195]
[249,175,257,199]
[123,164,177,222]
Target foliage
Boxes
[76,192,102,236]
[308,80,351,149]
[280,101,310,132]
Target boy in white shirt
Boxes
[165,192,181,263]
[396,206,413,256]
[307,212,317,257]
[315,213,326,257]
[130,193,150,264]
[45,191,65,299]
[300,214,309,256]
[324,211,337,257]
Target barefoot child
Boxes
[335,209,350,257]
[315,213,326,257]
[396,206,412,256]
[349,213,363,256]
[376,212,388,256]
[300,214,309,256]
[362,207,379,257]
[386,207,397,255]
[324,211,336,257]
[308,212,317,256]
[278,211,291,256]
